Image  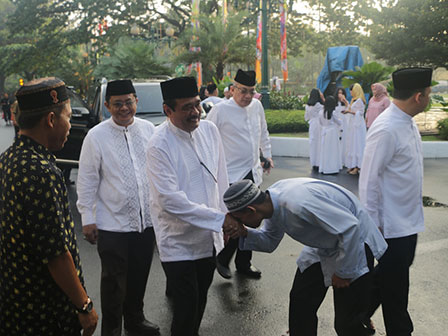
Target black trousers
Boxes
[368,234,417,336]
[162,256,216,336]
[289,247,374,336]
[217,170,254,270]
[97,227,156,336]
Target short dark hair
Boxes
[206,83,217,93]
[163,99,177,111]
[392,87,427,100]
[17,102,67,129]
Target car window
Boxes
[68,90,87,108]
[134,84,164,114]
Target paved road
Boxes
[1,123,447,335]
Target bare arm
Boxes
[48,251,98,335]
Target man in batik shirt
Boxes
[0,77,98,335]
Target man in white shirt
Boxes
[77,80,159,336]
[207,69,273,279]
[223,178,387,336]
[359,67,433,336]
[223,84,233,100]
[202,83,223,105]
[146,77,240,336]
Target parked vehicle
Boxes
[54,87,99,167]
[91,77,168,126]
[55,78,169,169]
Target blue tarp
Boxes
[316,46,364,94]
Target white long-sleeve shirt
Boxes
[207,98,271,185]
[146,119,228,262]
[240,178,387,286]
[76,118,155,232]
[359,103,424,238]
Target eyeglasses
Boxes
[111,99,136,109]
[234,86,256,96]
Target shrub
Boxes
[437,118,448,140]
[269,91,305,110]
[265,109,308,133]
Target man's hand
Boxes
[264,157,274,174]
[78,307,99,336]
[82,224,98,244]
[332,274,351,288]
[222,214,246,239]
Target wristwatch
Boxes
[76,297,93,314]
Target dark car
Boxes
[54,87,100,168]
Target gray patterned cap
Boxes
[224,179,261,212]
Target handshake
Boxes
[222,214,247,239]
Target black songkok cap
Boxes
[224,179,261,213]
[392,67,433,90]
[161,77,199,100]
[105,79,136,97]
[234,69,256,87]
[16,77,69,114]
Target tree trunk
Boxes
[0,73,5,93]
[216,62,224,80]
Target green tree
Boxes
[93,37,171,80]
[0,0,15,92]
[175,11,255,81]
[366,0,448,68]
[300,0,368,53]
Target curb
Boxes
[270,137,448,159]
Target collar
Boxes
[16,135,55,162]
[266,189,280,223]
[390,102,413,121]
[167,118,196,140]
[108,117,136,130]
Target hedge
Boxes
[265,109,308,133]
[269,91,306,110]
[437,118,448,140]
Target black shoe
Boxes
[216,260,232,279]
[236,265,262,278]
[361,318,375,335]
[125,319,160,336]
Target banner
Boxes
[280,0,288,84]
[190,0,202,86]
[255,9,262,84]
[223,0,228,24]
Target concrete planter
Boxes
[270,136,448,159]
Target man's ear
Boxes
[247,205,257,213]
[45,111,56,128]
[163,103,173,117]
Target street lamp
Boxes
[130,23,141,36]
[165,26,175,47]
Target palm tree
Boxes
[340,62,395,96]
[175,11,255,81]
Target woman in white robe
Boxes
[334,87,349,165]
[318,96,342,174]
[305,88,324,169]
[344,83,367,175]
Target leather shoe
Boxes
[125,319,160,336]
[362,319,376,335]
[216,260,232,279]
[236,265,262,278]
